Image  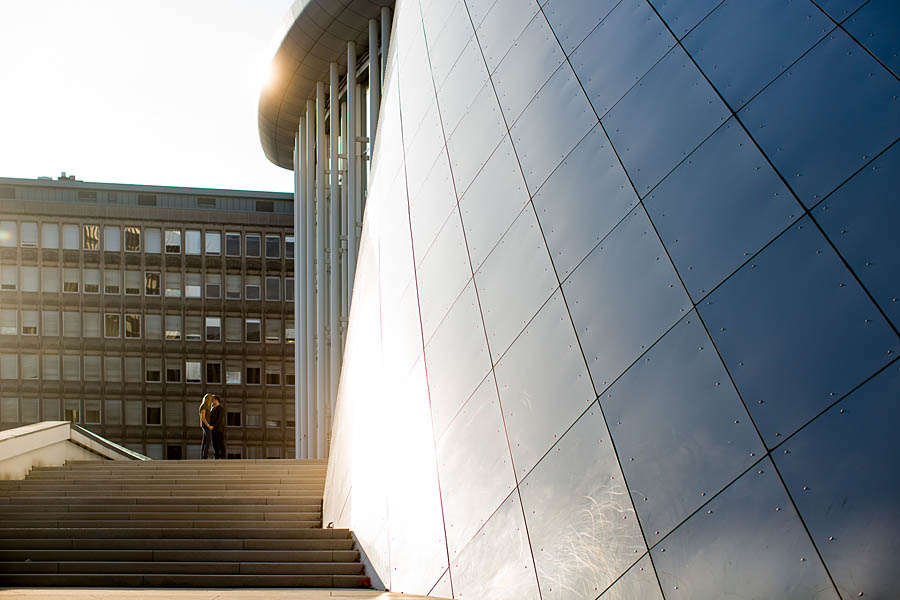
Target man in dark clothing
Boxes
[208,395,227,459]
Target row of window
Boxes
[0,222,294,258]
[0,354,295,385]
[0,397,293,430]
[0,310,295,343]
[0,267,295,301]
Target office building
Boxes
[0,175,298,460]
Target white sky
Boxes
[0,0,295,193]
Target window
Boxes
[226,411,241,426]
[185,230,201,255]
[165,314,182,340]
[185,360,202,383]
[83,225,100,249]
[62,224,79,249]
[185,273,202,298]
[145,314,162,339]
[22,397,40,424]
[145,271,160,296]
[265,277,281,301]
[42,267,59,292]
[124,313,141,338]
[42,311,59,337]
[41,223,59,249]
[43,398,61,420]
[63,355,80,381]
[125,270,141,295]
[285,277,294,302]
[256,200,274,213]
[0,221,16,246]
[185,316,202,341]
[246,233,261,257]
[165,229,182,253]
[246,406,261,427]
[0,310,15,335]
[246,318,261,343]
[226,274,241,299]
[167,402,183,427]
[21,266,39,292]
[145,227,161,253]
[83,313,100,338]
[197,275,216,302]
[225,232,241,256]
[1,265,17,290]
[83,356,101,380]
[105,356,121,382]
[205,231,221,255]
[205,316,221,341]
[64,399,80,422]
[146,406,162,425]
[63,312,81,337]
[104,313,121,338]
[286,361,295,385]
[285,235,295,259]
[84,400,101,424]
[106,399,122,424]
[43,355,59,380]
[22,355,39,379]
[124,226,141,252]
[146,358,162,383]
[225,317,242,342]
[245,276,260,300]
[103,225,120,251]
[165,272,182,297]
[63,268,80,293]
[83,268,100,294]
[226,362,241,384]
[246,364,261,385]
[21,222,38,247]
[166,360,182,383]
[104,270,121,294]
[285,320,296,344]
[206,361,222,384]
[125,357,141,382]
[21,311,38,335]
[265,318,281,343]
[266,363,281,385]
[138,193,157,207]
[0,354,16,379]
[265,235,281,258]
[126,401,141,425]
[1,397,19,423]
[197,196,217,208]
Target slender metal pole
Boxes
[329,62,341,430]
[315,82,327,459]
[346,41,358,304]
[368,19,380,150]
[380,7,391,86]
[340,99,349,342]
[294,124,307,459]
[305,98,317,459]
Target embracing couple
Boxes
[199,394,227,459]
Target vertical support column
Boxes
[329,62,341,424]
[305,99,317,459]
[346,41,358,303]
[340,100,349,345]
[380,7,391,85]
[294,124,308,459]
[315,82,328,459]
[368,19,380,150]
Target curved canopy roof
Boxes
[258,0,393,171]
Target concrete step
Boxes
[2,483,326,491]
[0,573,366,587]
[0,538,355,551]
[0,496,321,506]
[0,511,320,522]
[3,503,321,513]
[0,560,364,575]
[5,520,323,529]
[0,527,351,539]
[0,549,359,562]
[64,459,328,465]
[25,474,326,482]
[0,489,322,497]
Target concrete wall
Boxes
[325,0,900,598]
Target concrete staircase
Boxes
[0,459,368,587]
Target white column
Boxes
[329,62,341,425]
[315,82,328,459]
[305,99,317,459]
[368,18,380,149]
[380,7,391,84]
[340,99,349,346]
[294,123,308,459]
[346,41,358,303]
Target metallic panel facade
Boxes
[322,0,900,598]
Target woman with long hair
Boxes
[199,393,214,460]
